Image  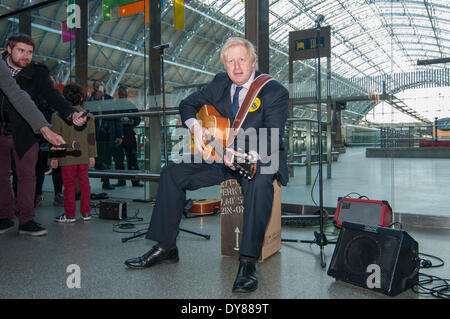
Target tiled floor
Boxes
[1,146,449,300]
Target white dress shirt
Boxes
[185,71,256,130]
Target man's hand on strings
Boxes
[224,148,247,170]
[191,122,209,154]
[224,148,258,171]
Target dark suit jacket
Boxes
[0,58,49,134]
[0,53,77,159]
[119,99,141,148]
[88,94,124,142]
[179,71,289,186]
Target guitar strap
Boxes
[227,73,273,146]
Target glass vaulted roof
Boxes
[1,0,449,123]
[205,0,450,79]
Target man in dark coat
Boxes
[88,80,123,190]
[112,85,142,187]
[0,33,86,237]
[0,58,65,145]
[124,37,289,293]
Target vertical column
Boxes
[326,55,332,179]
[306,121,311,185]
[19,11,31,35]
[147,0,162,199]
[332,101,346,154]
[245,0,269,74]
[75,0,88,88]
[288,59,294,177]
[327,97,332,179]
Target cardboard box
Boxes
[220,179,281,262]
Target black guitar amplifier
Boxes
[99,200,127,220]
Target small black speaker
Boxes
[99,200,127,220]
[328,221,419,296]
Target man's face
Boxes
[94,81,105,94]
[223,44,255,86]
[7,42,33,68]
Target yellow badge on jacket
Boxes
[249,97,261,112]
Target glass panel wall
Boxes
[1,0,449,220]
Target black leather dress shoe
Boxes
[132,182,144,187]
[113,181,126,187]
[124,245,179,269]
[102,183,115,190]
[232,259,258,293]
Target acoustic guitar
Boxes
[191,104,257,180]
[190,74,274,180]
[183,198,220,218]
[189,199,221,216]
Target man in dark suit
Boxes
[88,80,123,190]
[112,85,143,187]
[124,37,289,293]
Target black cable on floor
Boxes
[411,252,449,299]
[112,209,148,235]
[412,273,450,299]
[420,252,445,269]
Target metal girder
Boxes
[4,14,216,77]
[335,0,408,73]
[385,23,450,35]
[172,0,227,64]
[103,14,142,91]
[289,0,386,77]
[423,0,444,58]
[417,57,450,65]
[107,0,173,91]
[2,0,448,124]
[108,23,146,94]
[0,0,29,45]
[377,11,450,24]
[383,94,431,123]
[61,0,104,83]
[362,0,415,68]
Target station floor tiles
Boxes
[3,146,449,301]
[0,195,449,300]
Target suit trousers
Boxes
[0,136,38,225]
[146,161,275,258]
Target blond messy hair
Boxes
[220,37,258,69]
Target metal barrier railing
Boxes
[87,170,160,182]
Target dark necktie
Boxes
[232,86,243,118]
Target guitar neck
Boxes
[205,133,256,179]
